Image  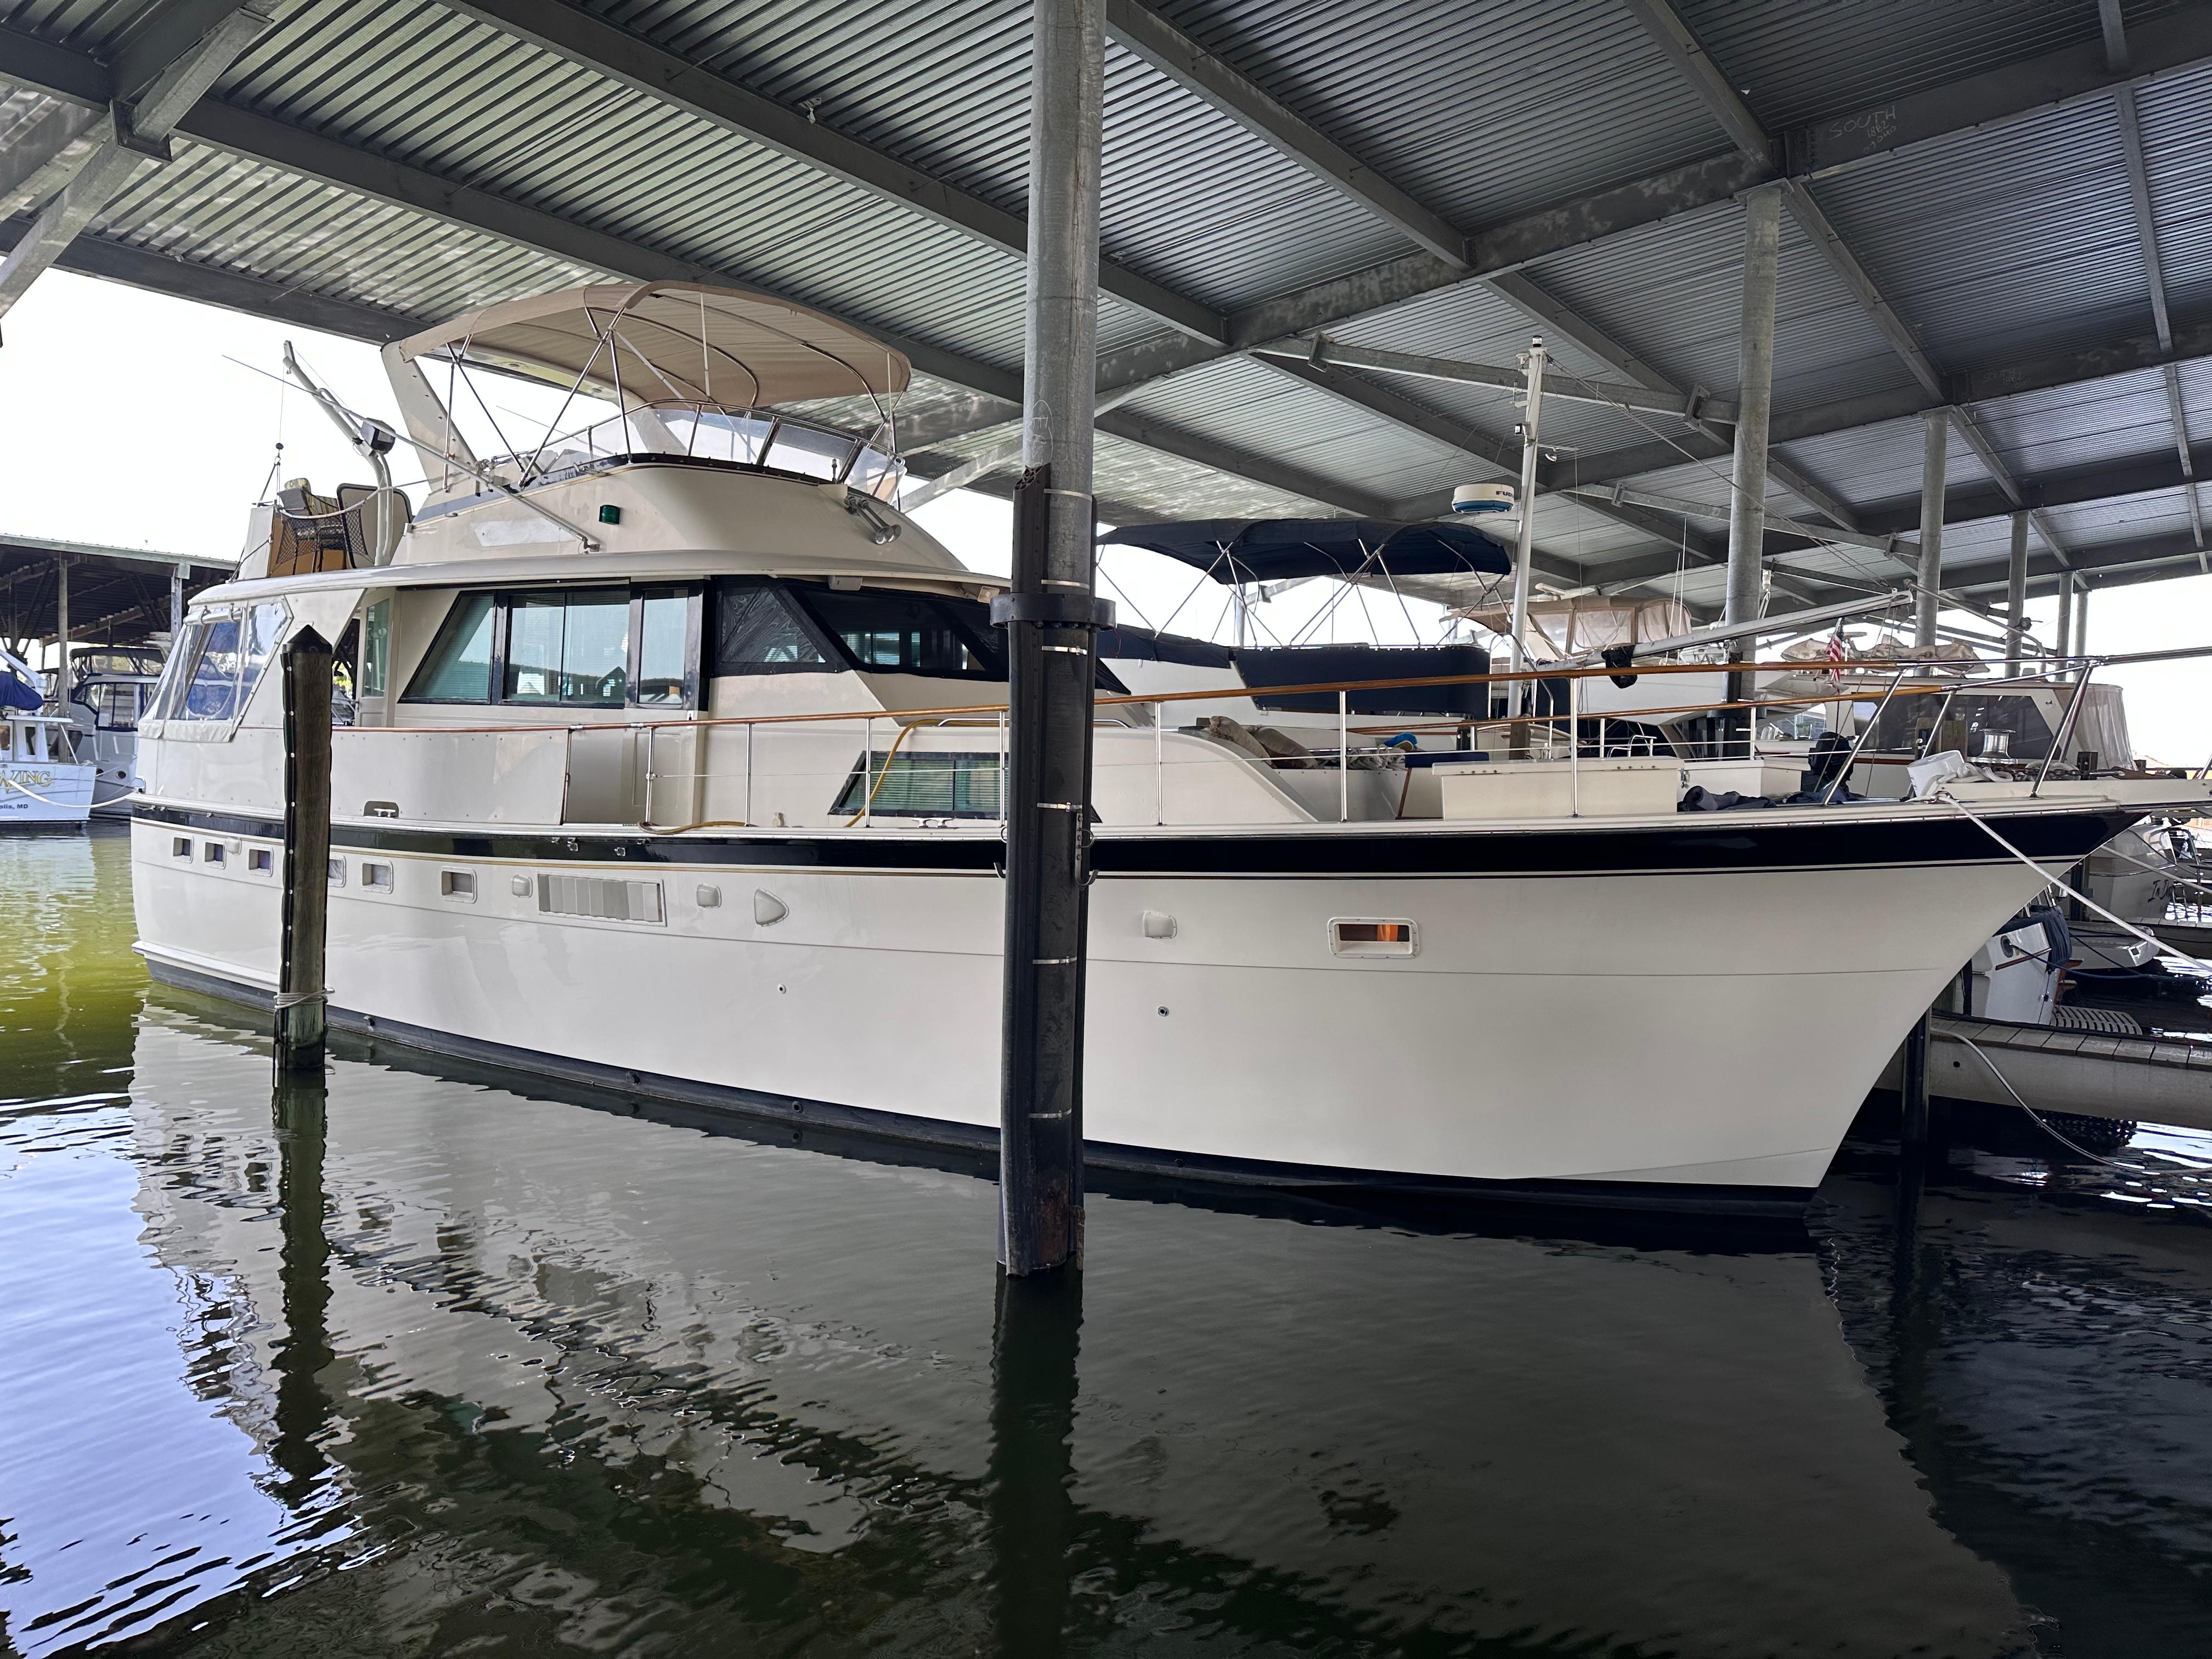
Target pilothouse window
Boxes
[151,602,288,727]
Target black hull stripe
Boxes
[144,955,1812,1223]
[132,800,2141,879]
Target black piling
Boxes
[995,467,1104,1274]
[1899,1009,1932,1162]
[275,627,334,1075]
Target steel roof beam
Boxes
[1946,528,2204,599]
[1248,351,1852,603]
[1560,483,1898,556]
[443,0,1226,348]
[0,1,273,323]
[1617,0,1775,166]
[1568,309,2212,484]
[1854,439,2212,537]
[0,99,104,218]
[2103,5,2207,566]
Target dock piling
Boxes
[995,0,1107,1276]
[1900,1009,1932,1159]
[275,627,334,1075]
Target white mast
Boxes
[1505,336,1548,722]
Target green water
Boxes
[4,827,2212,1656]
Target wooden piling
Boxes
[274,628,334,1075]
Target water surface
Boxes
[4,828,2211,1656]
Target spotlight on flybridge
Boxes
[1451,483,1516,517]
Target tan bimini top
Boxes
[394,281,911,410]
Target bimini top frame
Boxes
[394,280,913,412]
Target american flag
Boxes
[1825,630,1847,686]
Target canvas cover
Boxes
[396,282,911,409]
[1450,595,1695,663]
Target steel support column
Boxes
[1916,413,1948,648]
[998,0,1104,1277]
[2055,571,2074,661]
[2005,511,2029,674]
[1726,187,1781,638]
[169,566,185,640]
[53,555,68,693]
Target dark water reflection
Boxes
[4,830,2211,1656]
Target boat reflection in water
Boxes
[5,837,2212,1655]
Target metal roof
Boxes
[1,532,236,646]
[3,0,2209,619]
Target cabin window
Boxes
[202,842,226,866]
[360,598,391,698]
[152,602,288,727]
[631,588,700,706]
[74,681,142,731]
[440,870,476,901]
[172,837,193,859]
[832,750,1004,819]
[249,848,274,874]
[361,861,394,892]
[797,585,1004,680]
[405,588,701,709]
[710,581,833,674]
[503,591,628,706]
[406,592,497,701]
[327,857,345,885]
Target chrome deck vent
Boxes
[537,874,665,924]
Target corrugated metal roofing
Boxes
[1808,95,2152,369]
[1678,0,2177,131]
[1,0,2205,611]
[1142,0,1723,229]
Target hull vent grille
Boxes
[538,874,665,924]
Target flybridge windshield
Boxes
[524,403,903,499]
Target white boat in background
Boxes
[127,281,2209,1218]
[55,645,166,816]
[2,647,94,829]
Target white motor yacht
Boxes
[128,281,2209,1217]
[57,645,166,816]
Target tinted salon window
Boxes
[797,586,1003,680]
[710,582,833,674]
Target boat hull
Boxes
[129,803,2145,1214]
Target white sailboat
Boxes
[129,281,2208,1216]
